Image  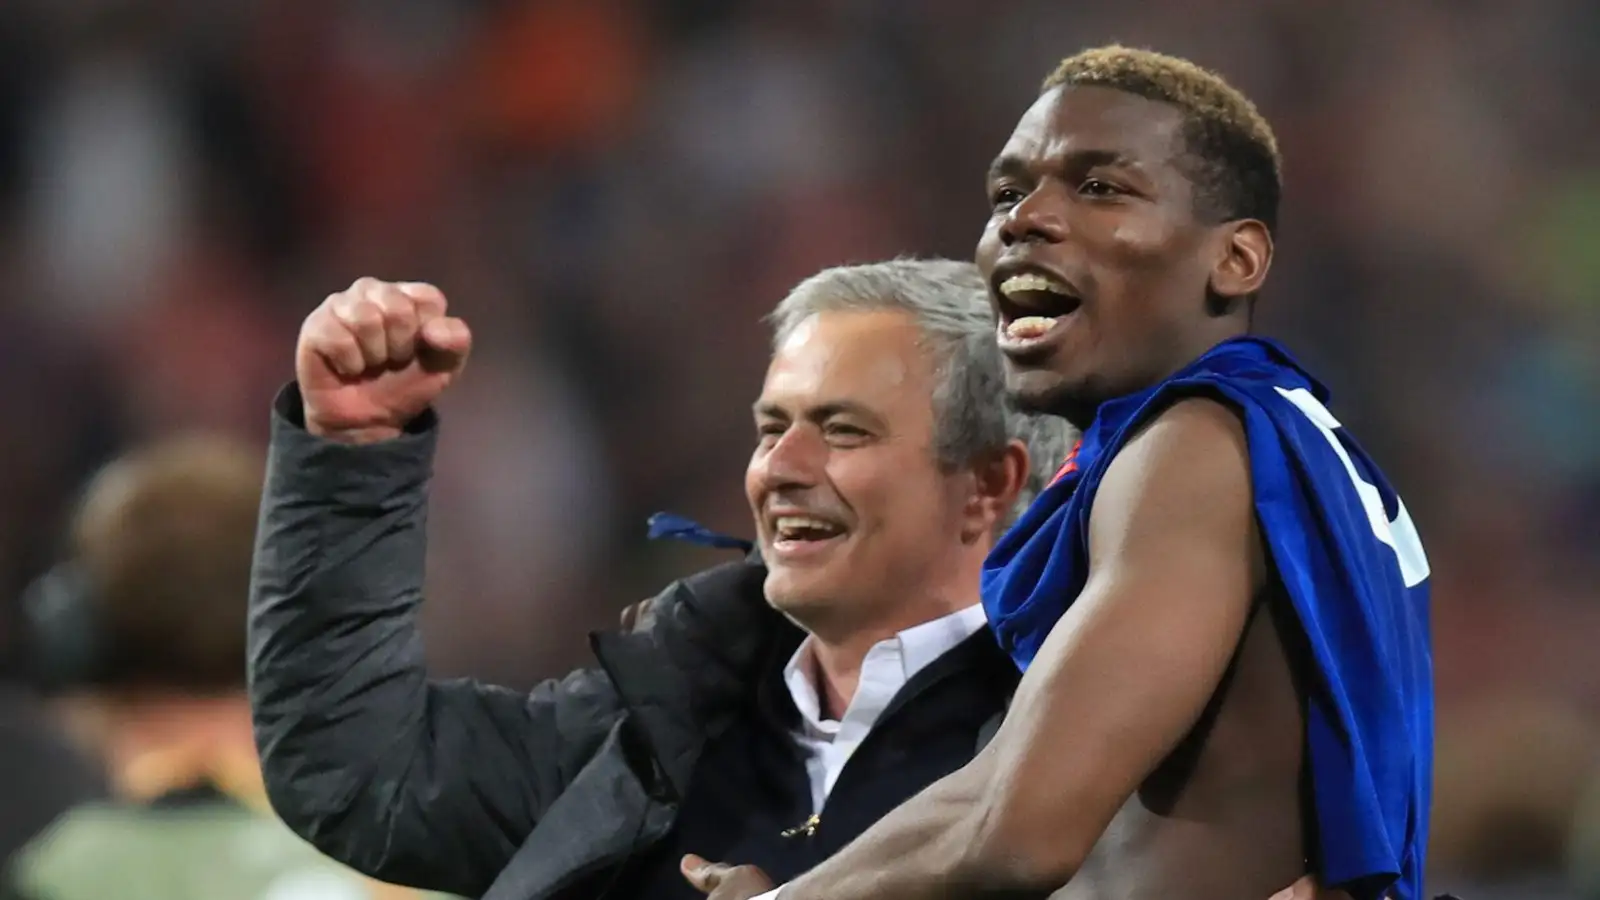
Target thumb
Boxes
[418,316,472,373]
[680,854,724,892]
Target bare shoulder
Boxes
[1089,396,1253,557]
[1118,396,1249,481]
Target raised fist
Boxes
[295,278,472,444]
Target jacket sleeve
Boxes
[247,384,624,897]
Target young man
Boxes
[247,260,1073,899]
[702,46,1434,900]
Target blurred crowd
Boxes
[0,0,1595,896]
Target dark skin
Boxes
[981,85,1268,429]
[683,86,1360,899]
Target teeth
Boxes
[999,273,1072,298]
[773,516,843,540]
[1005,316,1057,340]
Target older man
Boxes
[247,259,1074,900]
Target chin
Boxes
[1004,366,1091,419]
[764,568,827,613]
[766,566,858,632]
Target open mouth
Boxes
[993,270,1082,352]
[768,514,847,557]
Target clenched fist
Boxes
[296,278,473,444]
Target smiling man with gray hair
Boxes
[247,258,1075,900]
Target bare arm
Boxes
[775,398,1264,899]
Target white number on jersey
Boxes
[1275,387,1430,588]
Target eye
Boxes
[990,186,1026,210]
[825,423,870,443]
[755,421,786,444]
[1078,177,1124,198]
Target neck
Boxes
[804,599,972,719]
[795,539,989,717]
[1176,322,1248,372]
[97,690,264,804]
[1064,327,1250,430]
[807,633,875,721]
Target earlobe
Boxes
[960,511,989,545]
[965,440,1030,543]
[1209,220,1273,300]
[960,469,1000,545]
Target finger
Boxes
[346,276,383,297]
[1269,876,1318,900]
[679,855,723,892]
[418,316,472,373]
[370,284,421,366]
[331,291,388,370]
[397,282,448,320]
[304,306,366,378]
[622,599,654,630]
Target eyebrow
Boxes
[986,148,1139,182]
[986,154,1030,184]
[753,400,887,428]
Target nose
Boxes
[752,425,826,494]
[998,181,1069,248]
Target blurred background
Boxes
[0,0,1594,897]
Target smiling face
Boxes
[745,310,983,640]
[977,84,1270,425]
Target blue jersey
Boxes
[981,337,1433,900]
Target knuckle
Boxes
[405,282,448,312]
[368,284,399,308]
[328,291,362,321]
[300,307,326,339]
[358,280,397,312]
[344,298,383,327]
[376,289,418,322]
[302,314,337,343]
[312,321,358,355]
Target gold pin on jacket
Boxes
[781,813,821,838]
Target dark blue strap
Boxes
[646,512,754,552]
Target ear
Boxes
[1209,219,1273,301]
[961,439,1030,544]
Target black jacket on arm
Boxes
[250,383,779,898]
[249,384,1012,900]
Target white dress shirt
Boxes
[751,604,988,899]
[782,602,988,815]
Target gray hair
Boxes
[767,257,1076,527]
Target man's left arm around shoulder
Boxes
[759,398,1265,899]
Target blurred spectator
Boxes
[3,435,444,900]
[0,683,104,870]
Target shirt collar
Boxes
[782,604,988,733]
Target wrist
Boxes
[305,420,404,445]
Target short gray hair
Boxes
[768,258,1075,526]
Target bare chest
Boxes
[1053,601,1312,900]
